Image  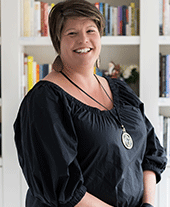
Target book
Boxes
[159,0,163,35]
[94,2,99,10]
[159,115,164,146]
[27,56,34,91]
[117,6,121,35]
[36,64,40,83]
[161,55,167,97]
[166,54,170,97]
[23,0,31,37]
[43,64,49,78]
[41,2,49,36]
[34,1,41,37]
[163,0,169,36]
[99,2,103,16]
[109,6,113,36]
[30,0,34,36]
[112,7,117,36]
[130,3,135,36]
[104,3,109,36]
[122,5,127,36]
[20,0,24,36]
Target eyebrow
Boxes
[64,25,97,33]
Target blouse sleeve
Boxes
[114,79,167,183]
[14,84,86,206]
[141,110,167,183]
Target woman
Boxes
[14,0,167,206]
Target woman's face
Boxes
[60,17,101,70]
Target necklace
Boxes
[60,71,133,150]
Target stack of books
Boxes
[159,53,170,98]
[21,53,52,96]
[159,115,170,162]
[21,0,54,37]
[95,2,140,36]
[159,0,170,36]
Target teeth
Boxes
[75,48,91,53]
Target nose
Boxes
[77,31,89,44]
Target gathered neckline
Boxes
[35,76,120,115]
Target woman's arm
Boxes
[142,170,156,206]
[75,192,113,207]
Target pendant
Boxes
[121,126,133,149]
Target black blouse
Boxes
[14,77,167,207]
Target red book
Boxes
[41,2,48,36]
[94,2,100,10]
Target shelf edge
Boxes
[20,36,140,46]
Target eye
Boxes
[87,29,95,33]
[68,32,77,36]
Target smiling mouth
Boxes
[73,48,93,54]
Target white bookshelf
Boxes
[20,36,140,46]
[1,0,169,206]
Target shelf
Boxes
[158,98,170,107]
[101,36,140,45]
[159,36,170,45]
[20,36,140,46]
[20,37,52,46]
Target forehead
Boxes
[62,17,97,31]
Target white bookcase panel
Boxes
[1,0,170,206]
[0,166,2,207]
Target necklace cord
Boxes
[60,71,123,128]
[60,71,112,111]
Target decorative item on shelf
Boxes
[121,64,139,84]
[106,61,121,79]
[120,64,139,96]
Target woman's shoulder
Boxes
[105,76,142,107]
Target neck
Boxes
[61,62,96,88]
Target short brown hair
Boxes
[48,0,105,54]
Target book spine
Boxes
[137,8,140,36]
[104,3,109,36]
[44,3,49,36]
[168,118,170,162]
[41,2,45,36]
[120,6,122,35]
[36,64,40,83]
[20,0,24,36]
[33,61,37,85]
[94,2,99,10]
[166,54,170,97]
[163,0,169,35]
[131,3,135,36]
[162,55,166,97]
[43,64,49,78]
[23,0,31,37]
[109,6,113,36]
[117,6,121,35]
[99,3,103,15]
[163,117,168,155]
[159,53,163,97]
[122,5,127,36]
[20,52,25,97]
[24,54,28,94]
[159,0,163,35]
[30,0,34,37]
[159,115,164,146]
[112,7,117,36]
[128,6,132,36]
[34,1,41,37]
[39,64,43,80]
[27,56,34,91]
